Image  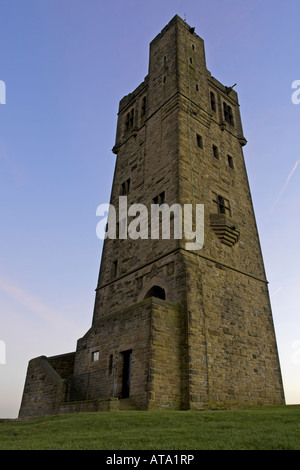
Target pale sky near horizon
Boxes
[0,0,300,418]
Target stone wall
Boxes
[74,299,153,409]
[147,299,185,409]
[74,297,186,410]
[18,353,75,418]
[183,251,285,408]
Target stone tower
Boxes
[19,15,285,418]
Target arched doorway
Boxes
[144,285,166,300]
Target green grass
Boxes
[1,405,300,450]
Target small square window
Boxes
[213,193,231,217]
[212,145,219,159]
[92,351,99,362]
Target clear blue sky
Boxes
[0,0,299,418]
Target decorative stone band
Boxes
[209,213,240,247]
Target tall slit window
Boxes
[120,178,130,195]
[129,108,134,127]
[112,260,118,277]
[109,354,113,375]
[196,134,203,148]
[227,154,234,169]
[210,92,216,112]
[223,102,234,125]
[212,144,219,159]
[125,108,135,132]
[141,96,147,118]
[153,191,165,205]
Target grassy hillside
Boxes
[1,405,299,450]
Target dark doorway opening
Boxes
[144,285,166,300]
[121,349,132,398]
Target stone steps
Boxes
[118,398,138,411]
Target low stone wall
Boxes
[18,353,75,419]
[58,398,119,414]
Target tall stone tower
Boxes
[19,15,284,418]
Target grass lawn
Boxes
[0,405,299,450]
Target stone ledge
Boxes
[209,213,240,247]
